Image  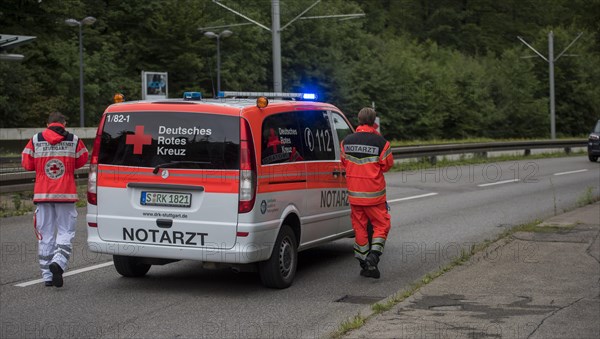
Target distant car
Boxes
[589,119,600,162]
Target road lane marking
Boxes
[478,179,520,187]
[554,169,588,176]
[15,261,114,287]
[388,192,438,204]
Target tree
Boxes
[0,0,598,141]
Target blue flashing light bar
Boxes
[301,93,316,100]
[217,91,317,100]
[183,92,202,100]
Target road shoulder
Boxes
[339,202,600,339]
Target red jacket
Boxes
[341,125,393,206]
[21,123,89,202]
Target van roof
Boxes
[104,98,337,114]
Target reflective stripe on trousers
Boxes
[35,203,77,281]
[351,203,391,259]
[353,242,370,260]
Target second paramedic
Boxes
[21,112,89,287]
[340,107,394,279]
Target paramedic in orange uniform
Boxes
[340,107,393,278]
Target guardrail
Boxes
[0,139,587,193]
[391,139,587,163]
[0,167,89,193]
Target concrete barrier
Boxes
[0,128,98,154]
[0,128,98,140]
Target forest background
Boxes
[1,0,599,140]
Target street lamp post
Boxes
[65,16,96,127]
[204,30,233,96]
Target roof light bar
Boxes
[217,91,317,100]
[183,92,202,100]
[301,93,316,100]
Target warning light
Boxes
[183,92,202,100]
[301,93,316,100]
[113,93,124,103]
[256,96,269,108]
[217,91,317,101]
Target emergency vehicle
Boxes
[86,91,355,288]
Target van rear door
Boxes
[95,111,240,250]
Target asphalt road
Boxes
[1,156,598,338]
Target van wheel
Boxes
[113,255,151,277]
[258,224,298,289]
[589,155,598,162]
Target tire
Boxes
[113,255,151,277]
[258,225,298,289]
[589,155,598,162]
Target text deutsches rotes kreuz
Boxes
[156,126,212,156]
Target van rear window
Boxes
[98,112,239,170]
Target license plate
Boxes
[141,191,192,207]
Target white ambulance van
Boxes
[86,92,355,288]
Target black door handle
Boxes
[332,170,346,177]
[156,219,173,228]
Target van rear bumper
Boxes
[87,225,278,264]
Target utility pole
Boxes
[518,31,583,140]
[208,0,364,92]
[272,0,282,92]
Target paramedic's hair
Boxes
[48,112,67,124]
[357,107,376,126]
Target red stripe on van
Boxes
[97,165,239,193]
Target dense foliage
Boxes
[1,0,599,139]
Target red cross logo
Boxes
[266,128,281,152]
[126,125,152,155]
[45,159,65,179]
[49,163,61,174]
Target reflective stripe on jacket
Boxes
[341,125,393,206]
[21,123,89,203]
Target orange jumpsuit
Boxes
[341,125,393,260]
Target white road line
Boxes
[478,179,520,187]
[388,192,438,203]
[554,169,589,176]
[14,261,114,287]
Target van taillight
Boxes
[87,114,106,205]
[87,163,98,205]
[238,118,256,213]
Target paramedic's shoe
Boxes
[362,265,380,279]
[44,281,53,287]
[366,252,380,266]
[49,262,64,288]
[363,253,381,279]
[359,259,369,277]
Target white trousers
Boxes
[35,203,77,281]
